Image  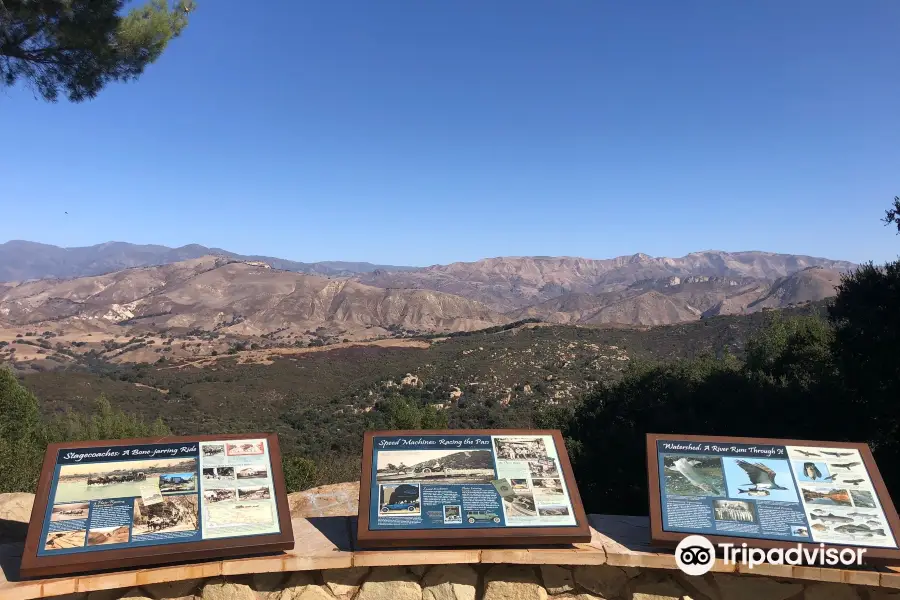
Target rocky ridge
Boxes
[0,257,506,335]
[0,251,854,347]
[356,252,855,312]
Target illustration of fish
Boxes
[669,457,723,495]
[796,450,819,457]
[848,512,876,518]
[834,524,885,536]
[844,478,864,485]
[735,460,788,496]
[810,513,854,524]
[832,462,861,470]
[803,462,823,480]
[811,523,828,531]
[821,451,853,457]
[866,520,881,527]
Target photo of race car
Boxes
[378,483,422,516]
[397,464,452,475]
[376,450,495,484]
[381,501,420,513]
[466,511,502,524]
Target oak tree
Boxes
[0,0,195,102]
[884,196,900,234]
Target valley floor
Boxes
[9,305,826,463]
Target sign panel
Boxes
[21,434,293,578]
[647,434,900,561]
[357,429,590,548]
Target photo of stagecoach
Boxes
[132,496,198,536]
[54,458,199,503]
[202,444,225,458]
[204,488,237,503]
[87,471,146,486]
[147,509,181,532]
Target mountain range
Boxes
[0,242,856,333]
[0,240,414,282]
[0,257,503,334]
[356,252,854,313]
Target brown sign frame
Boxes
[20,433,294,579]
[357,429,591,548]
[647,433,900,563]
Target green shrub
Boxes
[0,368,40,443]
[565,308,900,515]
[0,436,46,494]
[0,370,171,493]
[282,455,318,492]
[366,397,448,430]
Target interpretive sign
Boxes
[357,429,590,547]
[21,434,293,578]
[647,434,900,561]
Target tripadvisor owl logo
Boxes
[675,535,716,575]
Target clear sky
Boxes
[1,1,898,266]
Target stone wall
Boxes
[61,564,899,600]
[5,488,900,600]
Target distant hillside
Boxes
[509,269,845,325]
[748,266,844,311]
[16,304,830,457]
[0,244,854,331]
[356,252,856,312]
[0,240,415,281]
[0,256,505,335]
[703,267,844,317]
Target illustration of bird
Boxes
[832,462,861,470]
[735,460,788,496]
[821,451,853,457]
[796,450,819,457]
[803,462,823,480]
[844,478,865,485]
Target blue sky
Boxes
[1,1,898,266]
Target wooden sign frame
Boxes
[647,433,900,563]
[20,433,294,579]
[357,429,591,548]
